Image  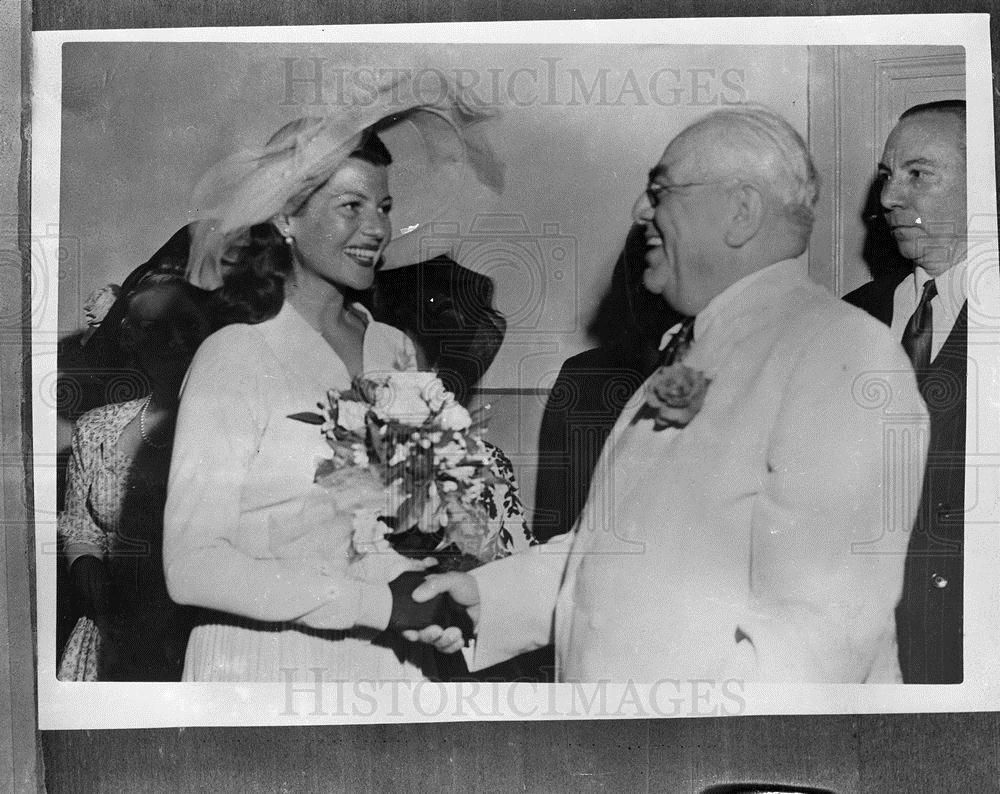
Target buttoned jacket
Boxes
[845,274,967,683]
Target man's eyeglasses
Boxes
[644,179,730,208]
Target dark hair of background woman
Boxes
[368,255,506,406]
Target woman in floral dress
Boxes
[58,275,212,680]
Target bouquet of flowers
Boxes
[291,372,512,571]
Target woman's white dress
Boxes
[164,302,440,682]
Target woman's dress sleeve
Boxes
[59,412,111,568]
[163,326,392,631]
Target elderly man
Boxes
[845,100,967,684]
[410,105,928,683]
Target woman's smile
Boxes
[343,245,380,267]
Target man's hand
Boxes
[386,571,449,633]
[402,572,480,654]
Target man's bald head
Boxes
[668,105,820,239]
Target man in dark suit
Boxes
[845,100,967,683]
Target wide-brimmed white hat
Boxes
[186,71,504,289]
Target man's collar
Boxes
[694,258,808,342]
[658,259,809,351]
[912,258,967,317]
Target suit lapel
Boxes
[937,300,968,360]
[843,274,905,326]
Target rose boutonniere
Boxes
[644,362,711,430]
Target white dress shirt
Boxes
[890,259,967,362]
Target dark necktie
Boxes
[659,316,696,366]
[632,315,697,428]
[901,279,937,374]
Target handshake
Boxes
[386,571,480,654]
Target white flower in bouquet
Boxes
[421,378,453,412]
[387,441,412,467]
[350,443,369,468]
[337,399,368,433]
[416,481,446,533]
[448,465,478,483]
[438,400,472,431]
[464,480,485,500]
[391,371,440,391]
[373,374,434,424]
[435,439,467,467]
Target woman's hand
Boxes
[69,555,119,672]
[349,548,437,585]
[69,556,111,628]
[402,572,480,654]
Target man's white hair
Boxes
[677,104,820,234]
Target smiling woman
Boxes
[162,77,505,683]
[280,131,393,293]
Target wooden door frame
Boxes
[0,0,41,790]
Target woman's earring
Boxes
[281,228,294,247]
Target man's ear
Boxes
[723,183,765,248]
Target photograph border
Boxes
[31,14,1000,731]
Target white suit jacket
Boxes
[470,259,929,683]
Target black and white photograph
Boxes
[29,15,999,735]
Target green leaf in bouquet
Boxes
[351,376,383,405]
[471,531,503,563]
[383,477,411,527]
[405,444,435,482]
[366,415,391,466]
[440,499,496,562]
[466,402,492,434]
[384,419,424,438]
[336,387,362,404]
[313,456,342,484]
[446,516,496,562]
[330,425,365,444]
[384,453,432,517]
[288,411,325,425]
[394,490,427,533]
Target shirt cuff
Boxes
[297,578,391,632]
[355,581,392,631]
